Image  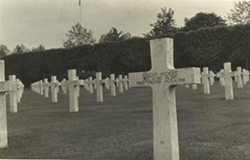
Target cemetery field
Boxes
[1,81,250,160]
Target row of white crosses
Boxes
[0,61,25,148]
[30,71,129,112]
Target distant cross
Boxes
[123,75,129,90]
[95,72,103,102]
[242,69,249,84]
[43,78,50,97]
[66,70,84,112]
[16,79,24,103]
[50,76,59,103]
[88,77,94,93]
[129,38,201,160]
[8,75,18,113]
[201,67,211,94]
[216,69,225,86]
[209,71,215,85]
[235,67,243,88]
[118,75,124,93]
[108,74,116,96]
[216,62,234,100]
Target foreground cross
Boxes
[129,38,201,160]
[217,62,234,100]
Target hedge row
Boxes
[3,24,250,86]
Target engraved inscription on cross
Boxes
[129,38,201,160]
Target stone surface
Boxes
[129,38,201,160]
[217,62,234,100]
[209,71,215,85]
[50,76,59,103]
[43,78,49,97]
[118,75,124,93]
[201,67,210,94]
[67,69,79,112]
[9,75,18,113]
[235,67,243,88]
[109,74,116,96]
[0,60,8,148]
[216,69,225,86]
[89,77,94,93]
[123,76,129,90]
[96,72,103,102]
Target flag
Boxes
[79,0,81,6]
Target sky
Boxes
[0,0,240,51]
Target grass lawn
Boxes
[0,81,250,160]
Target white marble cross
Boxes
[123,75,129,90]
[216,69,225,86]
[118,75,124,93]
[0,61,15,148]
[201,67,210,94]
[235,67,243,88]
[50,76,59,103]
[216,62,234,100]
[242,69,249,84]
[43,78,50,98]
[108,74,116,96]
[209,71,215,85]
[16,79,24,103]
[8,75,18,113]
[129,38,201,160]
[84,79,90,91]
[95,72,103,102]
[39,80,44,95]
[66,70,84,112]
[88,77,94,93]
[60,78,67,94]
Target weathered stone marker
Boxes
[201,67,210,94]
[108,74,116,96]
[217,62,234,100]
[9,75,18,113]
[95,72,103,102]
[66,69,83,112]
[60,78,67,94]
[129,38,201,160]
[16,79,24,103]
[89,77,94,93]
[217,69,225,86]
[209,71,215,85]
[43,78,49,97]
[50,76,59,103]
[235,67,243,88]
[118,75,124,93]
[123,75,129,90]
[242,69,249,85]
[39,80,44,95]
[191,84,197,90]
[0,61,9,148]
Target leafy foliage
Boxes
[227,1,250,25]
[144,7,176,38]
[0,44,10,58]
[13,44,30,54]
[63,23,96,48]
[3,25,250,86]
[99,27,131,43]
[32,45,45,52]
[182,12,226,31]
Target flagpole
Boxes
[79,0,82,24]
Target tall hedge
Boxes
[3,24,250,86]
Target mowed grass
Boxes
[0,81,250,160]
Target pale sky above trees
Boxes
[0,0,241,50]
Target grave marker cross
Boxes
[129,38,200,160]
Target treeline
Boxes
[3,24,250,86]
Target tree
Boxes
[63,22,96,48]
[0,44,10,58]
[99,27,131,43]
[13,44,29,54]
[227,1,250,25]
[144,7,176,38]
[182,12,226,32]
[32,45,45,52]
